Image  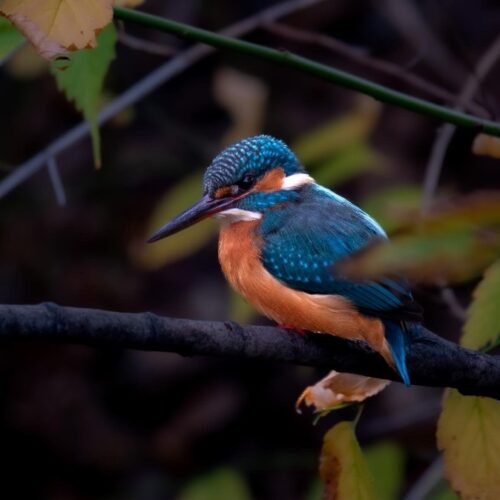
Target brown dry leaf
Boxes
[320,421,376,500]
[437,390,500,500]
[0,0,113,60]
[472,133,500,159]
[296,371,389,412]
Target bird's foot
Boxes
[278,324,307,337]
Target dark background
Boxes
[1,0,499,498]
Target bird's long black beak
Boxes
[147,194,234,243]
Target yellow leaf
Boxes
[132,171,217,270]
[0,0,113,60]
[320,421,376,500]
[461,259,500,350]
[296,371,389,412]
[472,133,500,159]
[437,390,500,500]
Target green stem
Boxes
[114,6,500,137]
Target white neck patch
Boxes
[216,208,262,223]
[281,173,314,190]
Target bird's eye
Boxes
[236,174,255,191]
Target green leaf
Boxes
[228,288,257,323]
[461,259,500,350]
[320,421,376,500]
[0,16,24,60]
[365,441,404,500]
[361,185,422,233]
[178,468,252,500]
[437,390,500,500]
[427,483,459,500]
[51,23,116,168]
[311,142,382,188]
[133,171,217,270]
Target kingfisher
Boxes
[148,135,423,385]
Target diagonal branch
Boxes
[0,303,498,400]
[113,6,500,136]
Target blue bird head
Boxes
[148,135,310,242]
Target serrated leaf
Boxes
[461,259,500,350]
[320,421,376,500]
[178,468,252,500]
[133,171,217,270]
[364,442,404,500]
[0,0,113,60]
[51,23,116,168]
[437,390,500,500]
[0,16,24,60]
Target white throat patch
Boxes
[281,173,314,190]
[216,208,262,223]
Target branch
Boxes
[113,7,500,137]
[1,303,499,400]
[0,0,324,200]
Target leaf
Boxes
[132,171,217,270]
[472,133,500,159]
[437,389,500,500]
[361,185,422,233]
[461,259,500,350]
[320,421,376,500]
[364,442,404,500]
[0,0,113,60]
[51,23,116,168]
[292,96,381,165]
[296,371,389,413]
[342,193,500,284]
[312,142,382,188]
[213,66,268,146]
[0,16,24,60]
[177,468,252,500]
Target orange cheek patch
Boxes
[214,186,234,199]
[253,168,285,192]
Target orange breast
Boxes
[218,221,394,367]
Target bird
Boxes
[148,135,423,385]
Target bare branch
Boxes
[0,0,326,200]
[0,303,499,400]
[47,156,67,206]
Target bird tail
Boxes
[384,320,411,386]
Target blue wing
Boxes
[259,184,421,321]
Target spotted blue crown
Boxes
[203,135,304,196]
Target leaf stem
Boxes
[113,6,500,137]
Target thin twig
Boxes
[265,21,487,117]
[113,6,500,136]
[404,457,444,500]
[421,34,500,213]
[46,156,66,206]
[0,303,499,399]
[118,30,177,57]
[0,0,325,200]
[440,287,467,322]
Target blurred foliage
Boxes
[320,421,376,500]
[177,468,252,500]
[364,441,404,500]
[51,23,116,168]
[461,258,500,350]
[361,184,422,233]
[342,193,500,284]
[473,133,500,160]
[0,17,24,60]
[228,288,257,323]
[5,43,48,80]
[133,170,217,270]
[437,390,500,500]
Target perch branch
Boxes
[0,303,499,400]
[114,6,500,136]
